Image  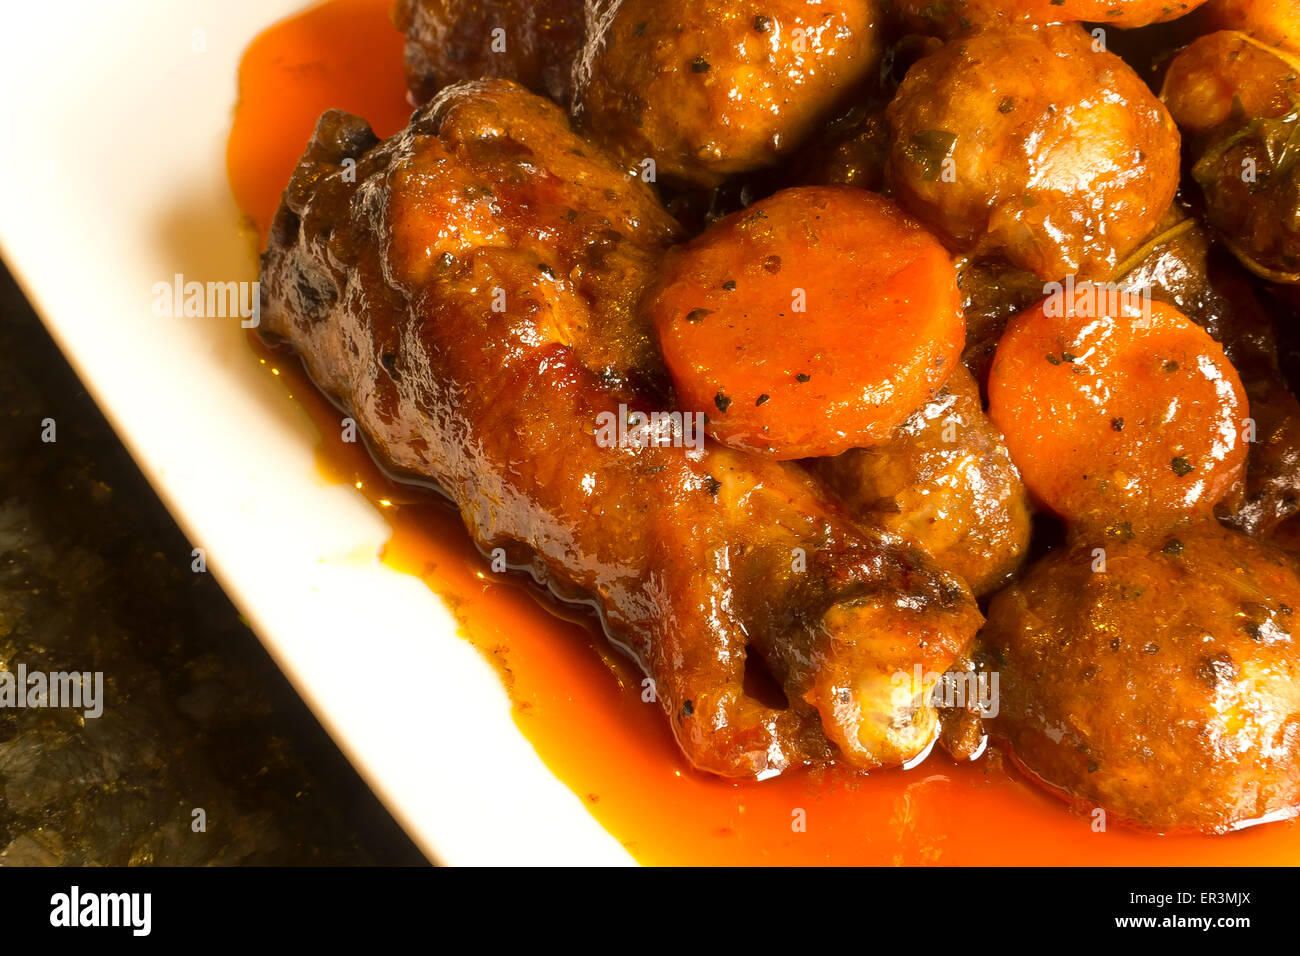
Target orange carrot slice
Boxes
[645,186,964,460]
[988,286,1249,524]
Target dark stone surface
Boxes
[0,258,426,865]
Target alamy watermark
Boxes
[595,404,706,451]
[50,886,150,936]
[891,664,999,718]
[1043,275,1152,324]
[152,273,259,328]
[0,665,104,719]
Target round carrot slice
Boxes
[645,186,964,460]
[988,287,1248,525]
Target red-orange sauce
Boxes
[227,0,1300,864]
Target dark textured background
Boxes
[0,257,426,865]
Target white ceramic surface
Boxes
[0,0,634,866]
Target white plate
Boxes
[0,0,634,866]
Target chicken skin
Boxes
[886,24,1180,280]
[393,0,586,104]
[572,0,885,186]
[983,520,1300,833]
[258,78,982,777]
[811,366,1031,597]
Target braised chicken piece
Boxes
[811,366,1031,597]
[983,520,1300,833]
[893,0,1210,35]
[1200,0,1300,51]
[259,79,982,777]
[572,0,885,186]
[886,24,1181,281]
[393,0,586,104]
[1162,31,1300,283]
